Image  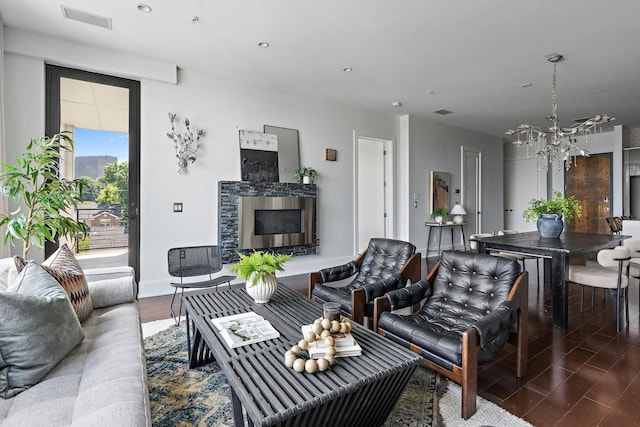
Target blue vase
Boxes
[537,214,564,238]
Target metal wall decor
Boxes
[166,112,204,175]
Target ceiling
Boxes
[60,78,129,133]
[2,0,640,139]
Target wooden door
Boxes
[565,153,612,234]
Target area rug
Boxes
[144,321,532,427]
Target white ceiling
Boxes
[60,78,129,133]
[2,0,640,138]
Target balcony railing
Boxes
[75,204,128,253]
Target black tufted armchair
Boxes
[308,238,421,326]
[373,251,528,419]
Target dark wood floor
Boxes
[139,257,640,427]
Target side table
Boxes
[425,221,466,255]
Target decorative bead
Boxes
[284,315,354,374]
[305,359,318,373]
[317,358,329,372]
[293,358,306,372]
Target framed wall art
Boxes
[239,130,279,182]
[429,171,451,214]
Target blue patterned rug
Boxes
[145,324,446,426]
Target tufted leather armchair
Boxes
[373,250,528,419]
[308,238,421,326]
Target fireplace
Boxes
[238,196,314,250]
[218,181,317,263]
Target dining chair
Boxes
[568,246,630,332]
[496,230,541,291]
[469,232,539,291]
[468,233,494,251]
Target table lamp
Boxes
[451,204,467,224]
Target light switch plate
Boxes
[173,202,183,213]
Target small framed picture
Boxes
[325,148,337,161]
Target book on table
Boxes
[211,312,280,348]
[301,324,362,358]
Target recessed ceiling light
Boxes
[342,67,353,72]
[258,41,270,48]
[521,83,533,88]
[426,90,435,95]
[137,3,152,13]
[391,101,402,107]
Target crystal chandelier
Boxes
[506,54,614,171]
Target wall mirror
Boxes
[430,171,451,214]
[264,125,300,183]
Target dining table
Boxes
[472,231,629,328]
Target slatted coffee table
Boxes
[183,285,421,427]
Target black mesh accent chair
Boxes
[168,246,235,325]
[308,238,421,326]
[373,251,528,420]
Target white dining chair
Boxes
[568,246,630,332]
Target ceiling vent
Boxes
[433,109,453,115]
[61,5,112,30]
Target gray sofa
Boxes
[0,265,151,426]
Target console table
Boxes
[183,285,421,427]
[425,221,466,255]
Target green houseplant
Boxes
[294,167,317,184]
[523,190,582,238]
[231,251,292,303]
[431,207,449,223]
[0,132,90,257]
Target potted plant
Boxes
[431,207,449,224]
[0,132,90,257]
[523,190,582,238]
[231,251,292,303]
[294,167,317,184]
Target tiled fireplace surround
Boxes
[218,181,317,263]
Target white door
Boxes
[357,137,390,252]
[462,147,482,234]
[504,158,541,231]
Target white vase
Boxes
[246,273,278,303]
[435,216,443,224]
[303,176,311,184]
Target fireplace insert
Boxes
[238,196,314,250]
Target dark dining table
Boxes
[472,231,629,328]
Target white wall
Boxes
[2,29,404,296]
[2,28,507,296]
[140,69,399,295]
[406,115,504,256]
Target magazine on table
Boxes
[211,312,280,348]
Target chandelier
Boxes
[506,54,614,171]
